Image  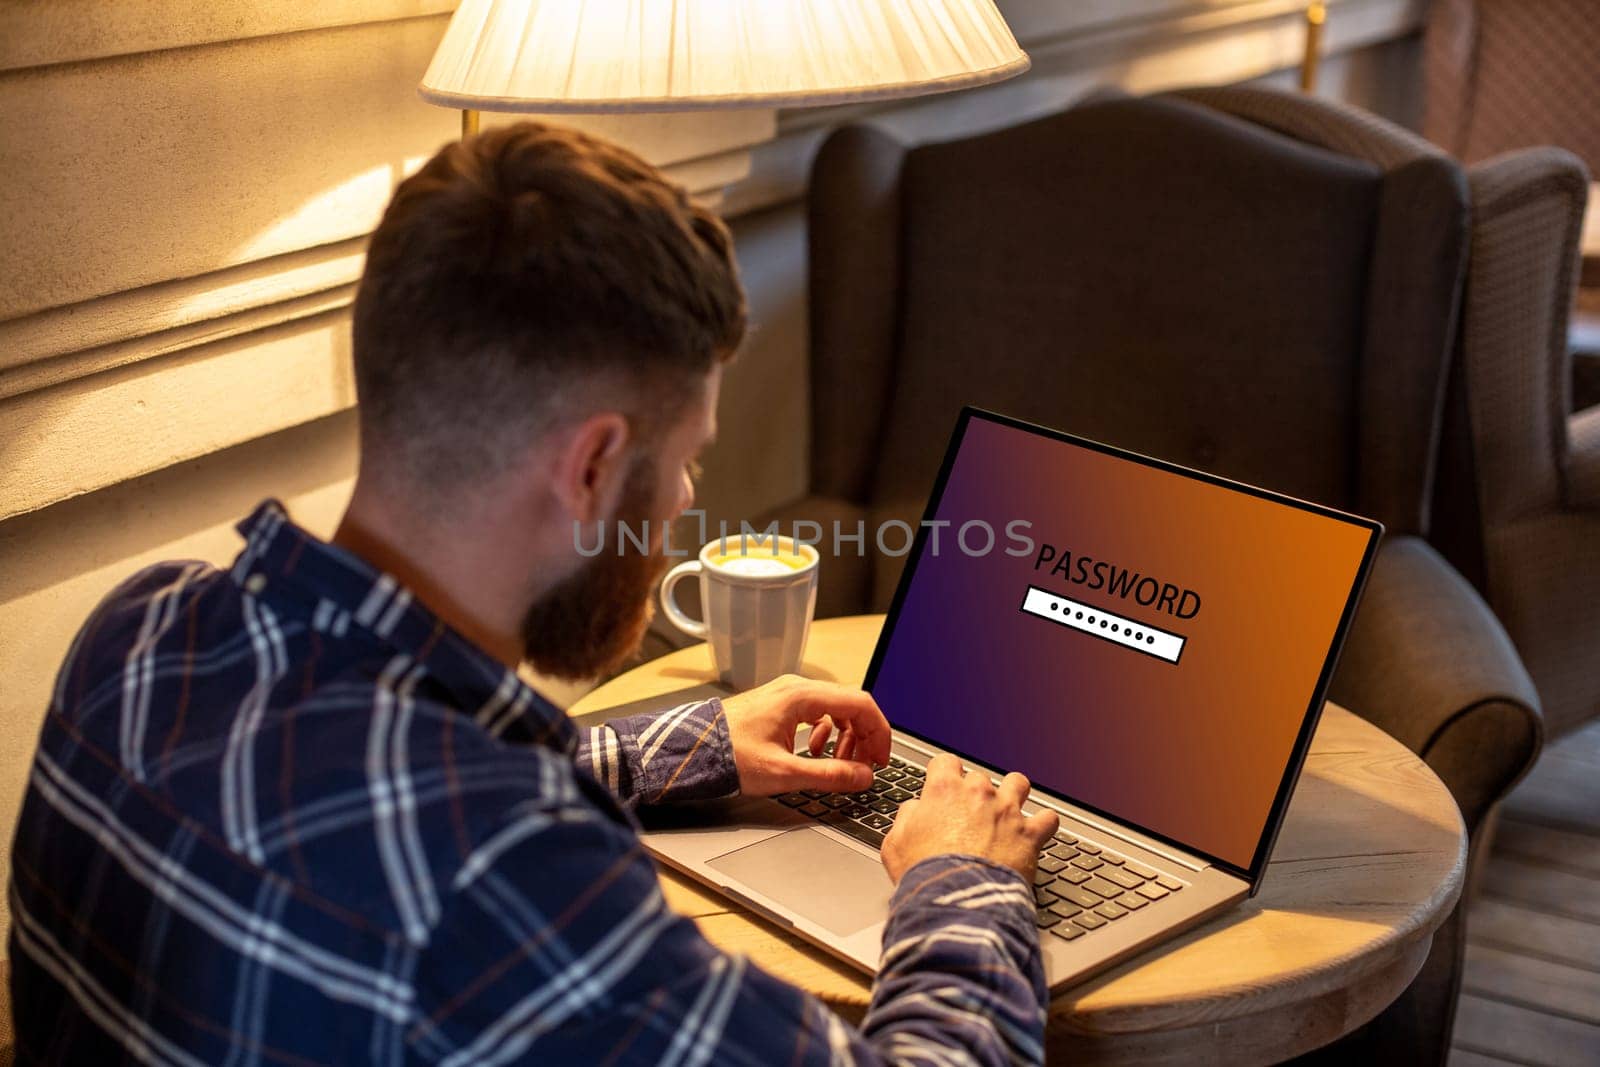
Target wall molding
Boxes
[0,0,1422,522]
[0,238,365,396]
[0,1,457,74]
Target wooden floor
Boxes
[1449,718,1600,1067]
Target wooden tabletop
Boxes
[571,615,1467,1064]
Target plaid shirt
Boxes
[9,500,1047,1065]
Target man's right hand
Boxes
[880,754,1060,884]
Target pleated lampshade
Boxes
[419,0,1030,113]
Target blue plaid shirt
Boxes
[9,500,1047,1064]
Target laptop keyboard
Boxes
[773,750,1185,943]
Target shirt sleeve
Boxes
[574,697,741,808]
[404,779,1048,1066]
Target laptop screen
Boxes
[864,409,1379,879]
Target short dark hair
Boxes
[351,122,746,491]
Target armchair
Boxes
[1430,146,1597,740]
[773,87,1542,1062]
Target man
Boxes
[10,124,1058,1064]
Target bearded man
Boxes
[9,124,1057,1065]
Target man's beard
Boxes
[520,461,670,680]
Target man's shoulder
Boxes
[82,558,224,639]
[52,559,229,714]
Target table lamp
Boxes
[419,0,1030,140]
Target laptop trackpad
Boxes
[706,829,892,937]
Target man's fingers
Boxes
[807,718,833,757]
[832,726,857,767]
[790,682,892,768]
[1026,806,1062,843]
[781,755,872,793]
[924,753,964,784]
[997,771,1031,807]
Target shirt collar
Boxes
[230,499,573,750]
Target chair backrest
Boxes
[808,93,1470,572]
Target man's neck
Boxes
[332,487,528,669]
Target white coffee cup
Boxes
[659,534,820,690]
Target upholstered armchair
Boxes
[764,87,1542,1063]
[1416,0,1600,744]
[1430,147,1597,741]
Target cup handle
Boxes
[659,560,708,639]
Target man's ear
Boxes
[547,411,632,523]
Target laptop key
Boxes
[1046,900,1083,919]
[1155,875,1183,891]
[1059,869,1092,885]
[1072,912,1107,931]
[1069,856,1103,872]
[1036,910,1062,928]
[1116,892,1149,911]
[799,802,829,817]
[850,791,876,805]
[1050,923,1085,941]
[869,799,897,815]
[862,813,892,830]
[885,788,914,803]
[1036,855,1068,874]
[1046,844,1078,861]
[1095,902,1129,921]
[775,794,809,807]
[821,795,852,809]
[1100,867,1145,890]
[1083,877,1125,899]
[1054,831,1078,845]
[843,805,871,819]
[1135,884,1170,900]
[1075,842,1102,855]
[1055,885,1101,909]
[1033,868,1056,887]
[1035,886,1059,906]
[1122,860,1158,880]
[1098,852,1125,866]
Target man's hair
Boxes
[351,122,746,491]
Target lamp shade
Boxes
[419,0,1029,113]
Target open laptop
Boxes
[632,407,1382,990]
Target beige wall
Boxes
[0,0,1425,951]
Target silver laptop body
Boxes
[627,409,1381,992]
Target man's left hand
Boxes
[722,675,892,795]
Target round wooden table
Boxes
[571,615,1467,1064]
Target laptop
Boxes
[630,407,1382,990]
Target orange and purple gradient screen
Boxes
[868,415,1374,872]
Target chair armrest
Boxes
[1329,537,1543,833]
[1567,404,1600,508]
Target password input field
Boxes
[1020,585,1185,664]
